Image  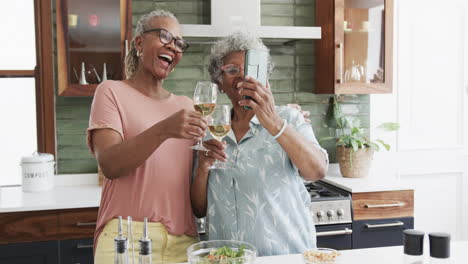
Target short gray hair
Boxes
[208,31,274,85]
[125,10,179,79]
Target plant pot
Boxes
[337,146,374,178]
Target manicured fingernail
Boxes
[237,82,242,88]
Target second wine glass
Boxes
[191,81,218,151]
[208,104,233,169]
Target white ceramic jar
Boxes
[20,152,55,192]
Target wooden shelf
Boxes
[58,84,98,96]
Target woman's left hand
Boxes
[238,76,284,134]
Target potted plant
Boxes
[322,96,399,178]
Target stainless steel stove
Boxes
[305,181,353,249]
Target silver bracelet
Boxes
[273,119,288,140]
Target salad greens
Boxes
[199,245,247,264]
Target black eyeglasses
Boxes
[143,28,189,53]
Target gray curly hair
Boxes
[208,31,274,85]
[125,10,179,79]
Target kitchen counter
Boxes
[181,241,468,264]
[322,167,414,193]
[0,184,101,213]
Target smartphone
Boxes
[243,49,269,110]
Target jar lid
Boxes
[403,229,424,256]
[429,232,450,259]
[21,152,54,164]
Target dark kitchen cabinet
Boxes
[60,238,94,264]
[352,217,414,248]
[0,241,59,264]
[316,224,353,250]
[351,189,414,248]
[0,208,98,264]
[315,0,393,94]
[0,239,94,264]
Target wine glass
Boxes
[208,104,233,169]
[190,81,218,151]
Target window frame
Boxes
[0,0,56,157]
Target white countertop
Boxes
[0,168,416,213]
[181,241,468,264]
[0,184,101,213]
[322,167,414,193]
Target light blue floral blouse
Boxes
[195,106,328,256]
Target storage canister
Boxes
[20,152,55,192]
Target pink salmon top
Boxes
[87,80,198,250]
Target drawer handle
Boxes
[77,244,93,249]
[365,221,404,229]
[316,228,353,237]
[364,202,405,208]
[76,222,97,227]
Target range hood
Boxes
[181,0,321,43]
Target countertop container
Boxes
[20,152,55,192]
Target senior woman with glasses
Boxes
[87,10,205,263]
[191,32,329,256]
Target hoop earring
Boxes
[171,68,175,73]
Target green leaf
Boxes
[351,140,359,152]
[351,127,360,135]
[236,245,246,257]
[377,122,400,131]
[368,142,380,151]
[376,139,391,151]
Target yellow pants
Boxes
[94,219,199,264]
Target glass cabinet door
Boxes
[315,0,393,94]
[57,0,131,96]
[342,0,385,84]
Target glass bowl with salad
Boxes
[187,240,257,264]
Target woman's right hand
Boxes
[197,139,227,170]
[160,109,207,141]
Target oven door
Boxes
[316,224,353,250]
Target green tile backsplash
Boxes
[55,0,369,173]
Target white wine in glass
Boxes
[208,104,233,169]
[191,81,218,151]
[209,124,231,140]
[194,103,216,116]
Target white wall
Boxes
[370,0,468,240]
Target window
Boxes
[0,1,37,186]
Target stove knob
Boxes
[337,209,345,217]
[316,211,325,219]
[327,210,334,218]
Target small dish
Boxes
[302,248,341,264]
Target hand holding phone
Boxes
[243,49,269,110]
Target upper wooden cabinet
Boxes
[56,0,131,96]
[315,0,393,94]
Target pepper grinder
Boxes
[139,217,152,264]
[429,232,451,264]
[403,229,425,264]
[114,216,129,264]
